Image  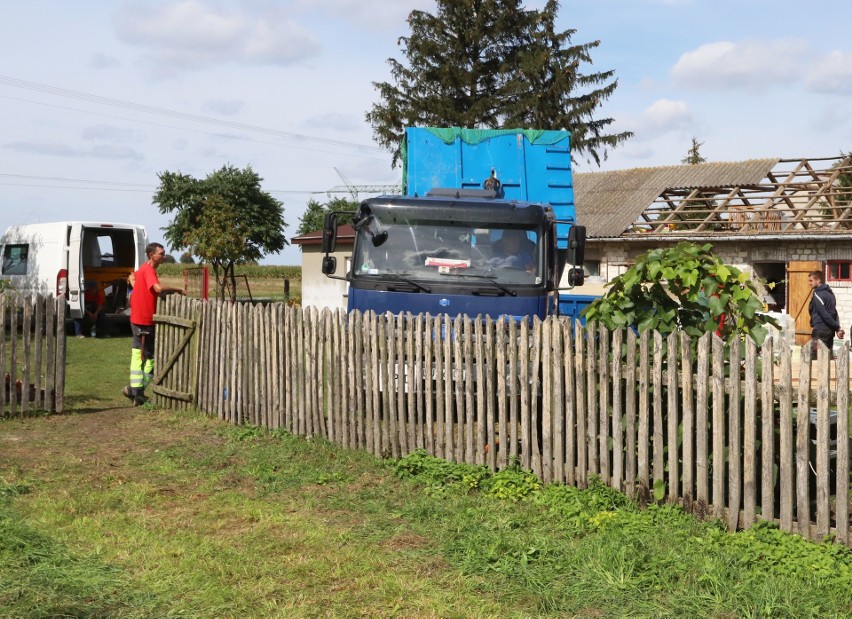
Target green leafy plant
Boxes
[582,242,778,344]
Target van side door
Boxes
[66,224,84,317]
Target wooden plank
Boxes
[743,337,758,528]
[624,328,637,499]
[727,336,742,532]
[835,341,849,545]
[519,319,531,471]
[442,315,453,462]
[652,331,664,487]
[34,295,44,411]
[530,317,543,478]
[574,320,586,487]
[414,314,425,451]
[637,330,650,502]
[696,333,711,512]
[541,316,553,483]
[367,311,380,455]
[485,316,496,469]
[22,296,32,413]
[463,315,474,465]
[680,332,695,509]
[586,321,598,476]
[563,319,576,486]
[496,317,508,471]
[712,336,726,520]
[356,311,368,450]
[474,316,485,465]
[453,314,464,464]
[380,314,393,457]
[508,317,519,464]
[387,314,399,458]
[666,332,679,502]
[779,338,795,532]
[795,340,813,537]
[0,296,8,413]
[760,337,775,521]
[10,296,19,415]
[611,328,623,491]
[552,318,565,484]
[598,325,610,484]
[434,314,445,460]
[425,315,436,456]
[408,313,419,455]
[814,342,831,538]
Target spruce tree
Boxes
[366,0,631,166]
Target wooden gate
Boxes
[151,296,201,410]
[788,261,821,346]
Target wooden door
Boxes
[788,261,822,345]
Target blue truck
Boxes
[321,127,587,320]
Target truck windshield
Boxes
[352,221,543,286]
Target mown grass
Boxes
[2,338,852,617]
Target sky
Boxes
[1,0,850,265]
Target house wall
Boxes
[300,245,351,312]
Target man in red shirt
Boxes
[123,242,184,406]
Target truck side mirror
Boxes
[321,255,337,275]
[322,213,338,254]
[568,225,586,268]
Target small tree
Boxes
[162,254,177,264]
[582,242,777,345]
[179,252,195,264]
[681,137,707,165]
[297,197,357,237]
[154,165,287,300]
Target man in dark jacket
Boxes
[808,270,844,353]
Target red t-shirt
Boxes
[130,263,159,326]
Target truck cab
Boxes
[346,195,560,320]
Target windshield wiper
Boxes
[448,273,517,297]
[378,273,432,293]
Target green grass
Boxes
[2,338,852,617]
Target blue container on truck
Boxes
[321,127,586,320]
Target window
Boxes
[2,244,29,275]
[583,260,601,277]
[827,261,852,282]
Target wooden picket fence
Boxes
[153,296,852,546]
[1,292,66,415]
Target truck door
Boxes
[66,224,84,318]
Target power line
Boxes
[0,74,384,154]
[0,173,333,195]
[0,93,390,162]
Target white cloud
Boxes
[633,99,695,140]
[292,0,431,31]
[114,1,321,71]
[202,99,246,116]
[90,52,120,69]
[671,39,807,92]
[301,112,361,132]
[81,125,139,142]
[807,50,852,95]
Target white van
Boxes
[0,221,148,318]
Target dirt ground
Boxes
[1,407,222,482]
